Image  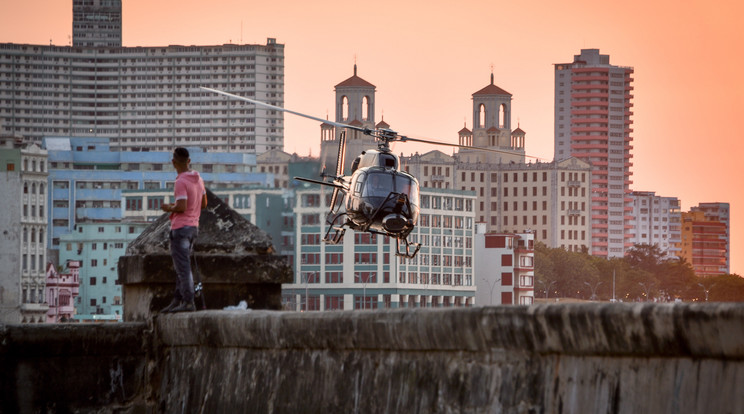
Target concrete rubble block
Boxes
[118,189,292,321]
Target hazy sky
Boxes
[2,0,742,274]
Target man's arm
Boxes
[161,199,187,213]
[201,193,208,209]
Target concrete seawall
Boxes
[3,303,744,413]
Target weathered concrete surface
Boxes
[3,303,744,413]
[118,189,292,321]
[156,303,744,413]
[0,322,150,413]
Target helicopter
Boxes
[201,86,527,258]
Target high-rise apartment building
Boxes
[72,0,122,48]
[628,191,681,259]
[1,0,284,154]
[678,210,729,276]
[691,203,730,273]
[554,49,635,258]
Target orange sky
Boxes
[2,0,743,274]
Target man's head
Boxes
[172,147,190,171]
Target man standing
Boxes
[160,147,207,313]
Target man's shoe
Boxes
[160,298,180,313]
[171,301,196,313]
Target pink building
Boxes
[45,260,80,323]
[554,49,635,258]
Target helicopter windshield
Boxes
[362,172,393,198]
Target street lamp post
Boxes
[697,283,710,302]
[584,281,603,301]
[537,279,557,299]
[363,273,369,309]
[482,277,501,306]
[638,282,652,302]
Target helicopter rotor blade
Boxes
[396,135,547,161]
[200,87,369,134]
[294,176,347,190]
[336,130,346,177]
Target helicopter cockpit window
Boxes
[362,173,393,197]
[354,174,364,195]
[395,175,418,205]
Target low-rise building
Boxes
[59,220,148,321]
[45,260,80,323]
[474,225,535,306]
[45,136,271,253]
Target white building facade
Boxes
[474,226,535,306]
[0,139,49,323]
[283,187,477,310]
[628,191,681,258]
[1,2,284,154]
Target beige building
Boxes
[403,151,592,251]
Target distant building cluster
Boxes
[1,0,284,154]
[0,1,731,323]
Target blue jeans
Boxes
[170,226,198,303]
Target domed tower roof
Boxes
[512,127,526,136]
[335,64,376,89]
[376,117,390,129]
[473,73,511,96]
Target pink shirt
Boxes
[170,170,205,230]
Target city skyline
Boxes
[1,0,741,274]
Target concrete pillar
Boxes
[118,190,292,321]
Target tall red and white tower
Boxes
[554,49,634,258]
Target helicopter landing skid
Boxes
[395,237,421,259]
[323,213,348,244]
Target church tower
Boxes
[321,65,379,174]
[458,73,524,163]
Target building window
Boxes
[325,272,343,283]
[502,272,513,286]
[354,295,377,309]
[354,272,377,284]
[325,295,344,310]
